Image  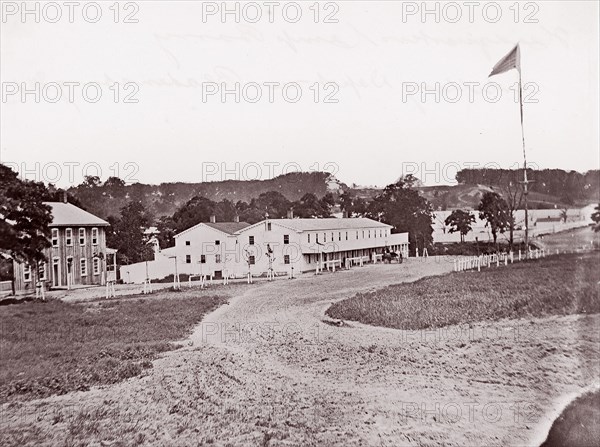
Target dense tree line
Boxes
[65,171,336,222]
[340,177,435,255]
[455,168,600,205]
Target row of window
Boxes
[308,228,388,244]
[185,236,291,247]
[184,254,291,265]
[51,227,99,247]
[248,235,290,245]
[183,228,388,250]
[23,257,101,282]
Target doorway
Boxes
[52,258,60,287]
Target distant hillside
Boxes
[68,172,345,221]
[415,184,582,211]
[455,168,599,207]
[350,168,599,211]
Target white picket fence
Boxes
[453,248,548,272]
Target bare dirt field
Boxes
[1,245,598,446]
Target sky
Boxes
[1,1,598,188]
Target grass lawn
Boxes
[0,289,227,403]
[327,252,600,330]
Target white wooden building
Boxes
[120,217,409,283]
[235,218,408,276]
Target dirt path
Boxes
[1,257,598,446]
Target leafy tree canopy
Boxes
[0,164,52,264]
[478,192,509,244]
[445,210,476,242]
[367,180,434,255]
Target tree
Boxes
[214,199,238,222]
[293,193,330,218]
[104,176,126,188]
[81,175,101,188]
[254,191,291,218]
[238,207,265,224]
[497,172,523,249]
[340,191,368,217]
[592,204,600,232]
[478,192,509,245]
[0,164,52,264]
[367,180,434,255]
[444,210,475,243]
[319,192,335,217]
[156,215,176,248]
[172,196,216,232]
[110,201,153,265]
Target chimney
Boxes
[234,215,240,223]
[342,210,349,218]
[287,209,294,219]
[63,191,68,203]
[210,215,216,223]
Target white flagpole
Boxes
[517,52,529,258]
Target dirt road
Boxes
[1,257,598,446]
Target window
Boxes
[362,230,365,239]
[215,240,220,246]
[200,255,206,264]
[316,234,319,243]
[215,254,221,263]
[93,258,100,275]
[80,258,87,276]
[266,222,272,231]
[38,262,46,280]
[65,228,73,246]
[186,255,191,264]
[284,255,290,264]
[324,233,327,242]
[356,231,359,239]
[185,241,190,246]
[249,236,255,245]
[92,227,98,245]
[338,232,341,241]
[79,228,86,246]
[345,232,348,241]
[51,229,59,247]
[249,255,255,265]
[308,234,311,243]
[368,230,371,238]
[283,235,289,244]
[23,264,31,282]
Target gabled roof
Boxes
[203,222,252,234]
[44,202,109,227]
[174,221,251,238]
[236,217,392,234]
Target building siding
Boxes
[13,226,108,292]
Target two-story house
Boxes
[12,201,115,292]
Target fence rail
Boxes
[0,280,12,292]
[453,248,549,272]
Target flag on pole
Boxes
[489,44,520,77]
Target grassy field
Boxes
[0,289,227,403]
[327,252,600,330]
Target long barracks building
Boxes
[121,217,409,283]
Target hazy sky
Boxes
[1,1,598,187]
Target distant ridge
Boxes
[68,171,345,220]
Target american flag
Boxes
[489,44,520,77]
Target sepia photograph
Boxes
[1,1,599,446]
